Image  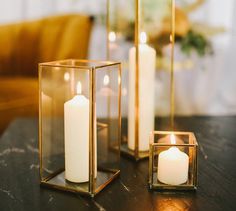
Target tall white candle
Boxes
[128,32,156,151]
[64,82,92,183]
[157,134,189,185]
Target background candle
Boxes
[64,82,90,183]
[157,134,189,185]
[128,32,156,151]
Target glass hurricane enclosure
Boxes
[107,0,174,160]
[149,131,198,190]
[38,59,121,197]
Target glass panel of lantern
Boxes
[107,0,173,160]
[39,59,121,197]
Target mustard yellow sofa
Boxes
[0,14,93,134]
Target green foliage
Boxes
[179,30,213,56]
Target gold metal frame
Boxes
[106,0,176,161]
[134,0,140,160]
[170,0,176,129]
[149,131,198,191]
[38,59,122,197]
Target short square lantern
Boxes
[149,131,198,190]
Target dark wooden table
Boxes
[0,117,236,211]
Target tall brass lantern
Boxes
[107,0,175,160]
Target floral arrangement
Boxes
[117,0,224,57]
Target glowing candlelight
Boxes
[157,134,189,185]
[140,31,147,44]
[103,74,110,86]
[64,72,70,82]
[109,31,116,43]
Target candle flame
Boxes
[76,81,82,95]
[170,34,173,43]
[64,72,70,81]
[140,31,147,44]
[108,31,116,42]
[118,75,121,85]
[170,134,176,144]
[103,74,110,86]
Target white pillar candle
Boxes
[128,32,156,151]
[64,82,94,183]
[157,134,189,185]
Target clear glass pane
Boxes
[95,64,120,192]
[40,62,91,193]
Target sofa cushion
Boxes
[0,77,38,111]
[0,14,93,76]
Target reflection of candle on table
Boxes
[128,32,156,151]
[157,134,189,185]
[64,82,91,183]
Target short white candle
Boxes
[64,82,94,183]
[157,134,189,185]
[128,32,156,151]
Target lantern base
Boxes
[149,182,197,191]
[149,174,197,191]
[40,169,120,197]
[120,144,149,161]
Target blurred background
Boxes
[0,0,236,135]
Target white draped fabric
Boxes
[173,0,236,115]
